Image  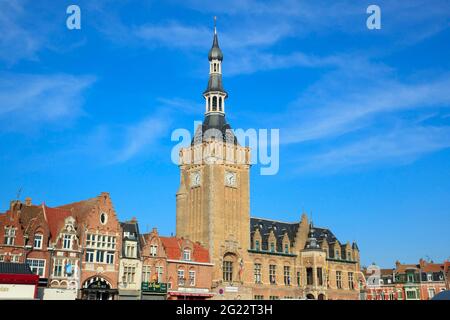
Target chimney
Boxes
[419,258,426,267]
[25,197,32,206]
[395,260,401,268]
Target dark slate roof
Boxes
[208,32,223,61]
[250,217,299,252]
[0,262,33,274]
[204,73,227,95]
[311,227,337,244]
[250,217,341,253]
[120,221,141,258]
[191,114,238,145]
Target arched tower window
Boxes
[212,96,217,111]
[219,97,222,111]
[208,97,211,111]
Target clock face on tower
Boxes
[225,170,237,187]
[190,171,201,187]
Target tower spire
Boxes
[214,16,217,35]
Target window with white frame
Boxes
[85,250,94,263]
[189,270,196,286]
[142,265,151,282]
[178,269,185,286]
[254,263,262,284]
[53,259,63,277]
[348,272,354,289]
[27,259,45,277]
[428,288,435,299]
[0,254,4,262]
[125,242,137,258]
[183,249,191,261]
[284,266,291,286]
[336,271,342,289]
[106,252,114,264]
[156,266,163,283]
[63,234,72,249]
[124,266,136,283]
[150,245,157,257]
[85,233,116,264]
[34,234,43,249]
[4,227,16,245]
[11,255,20,263]
[269,265,276,284]
[427,273,433,282]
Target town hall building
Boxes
[175,22,362,300]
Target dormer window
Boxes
[335,250,340,259]
[34,234,43,249]
[284,244,289,254]
[255,240,260,251]
[183,249,191,261]
[427,273,433,282]
[270,242,275,252]
[63,234,72,249]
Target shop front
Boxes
[0,262,39,300]
[141,282,167,300]
[168,287,214,300]
[81,277,118,300]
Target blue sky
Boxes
[1,0,449,267]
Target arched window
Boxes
[223,254,236,282]
[219,97,222,111]
[214,63,217,72]
[208,97,211,111]
[212,96,217,111]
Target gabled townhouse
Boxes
[45,207,82,299]
[118,219,142,300]
[161,236,214,300]
[58,192,122,300]
[140,228,169,300]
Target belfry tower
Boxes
[176,18,252,284]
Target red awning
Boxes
[168,291,215,297]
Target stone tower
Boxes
[176,19,251,283]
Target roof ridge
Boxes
[250,216,299,225]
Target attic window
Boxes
[270,242,275,252]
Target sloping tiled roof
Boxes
[421,263,444,273]
[44,206,72,240]
[160,237,210,263]
[0,262,33,274]
[396,264,419,273]
[57,197,97,219]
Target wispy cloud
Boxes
[0,1,43,64]
[297,125,450,173]
[0,73,95,132]
[282,69,450,144]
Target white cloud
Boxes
[298,125,450,173]
[0,73,95,132]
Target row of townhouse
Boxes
[361,259,449,300]
[0,193,213,300]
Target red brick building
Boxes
[160,236,214,300]
[58,192,122,300]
